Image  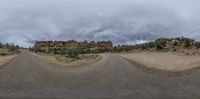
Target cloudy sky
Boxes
[1,0,200,47]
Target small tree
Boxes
[184,40,192,48]
[155,39,166,50]
[60,48,66,55]
[195,42,200,48]
[66,48,79,59]
[8,43,16,52]
[0,42,3,48]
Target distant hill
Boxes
[118,37,200,51]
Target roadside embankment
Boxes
[119,52,200,77]
[0,55,17,68]
[33,53,102,67]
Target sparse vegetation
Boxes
[0,43,20,56]
[112,37,199,52]
[80,54,99,60]
[65,48,80,59]
[0,42,19,66]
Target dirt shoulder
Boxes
[0,55,17,68]
[119,52,200,77]
[33,53,102,67]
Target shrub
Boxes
[155,39,167,50]
[195,42,200,48]
[172,48,176,52]
[0,53,7,56]
[65,48,80,59]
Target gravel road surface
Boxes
[0,51,200,99]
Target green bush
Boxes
[65,49,80,59]
[155,39,167,50]
[195,42,200,48]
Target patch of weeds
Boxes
[0,52,7,56]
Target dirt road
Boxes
[0,51,200,99]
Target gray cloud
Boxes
[1,0,200,47]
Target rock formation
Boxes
[35,40,113,49]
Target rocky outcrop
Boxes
[113,37,199,52]
[155,37,195,49]
[35,40,113,49]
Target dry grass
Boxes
[34,53,101,67]
[119,51,200,71]
[0,49,10,56]
[0,48,20,56]
[0,48,17,67]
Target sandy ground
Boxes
[119,52,200,71]
[33,53,102,67]
[0,55,17,67]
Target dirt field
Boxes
[34,53,101,67]
[119,52,200,71]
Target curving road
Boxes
[0,51,200,99]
